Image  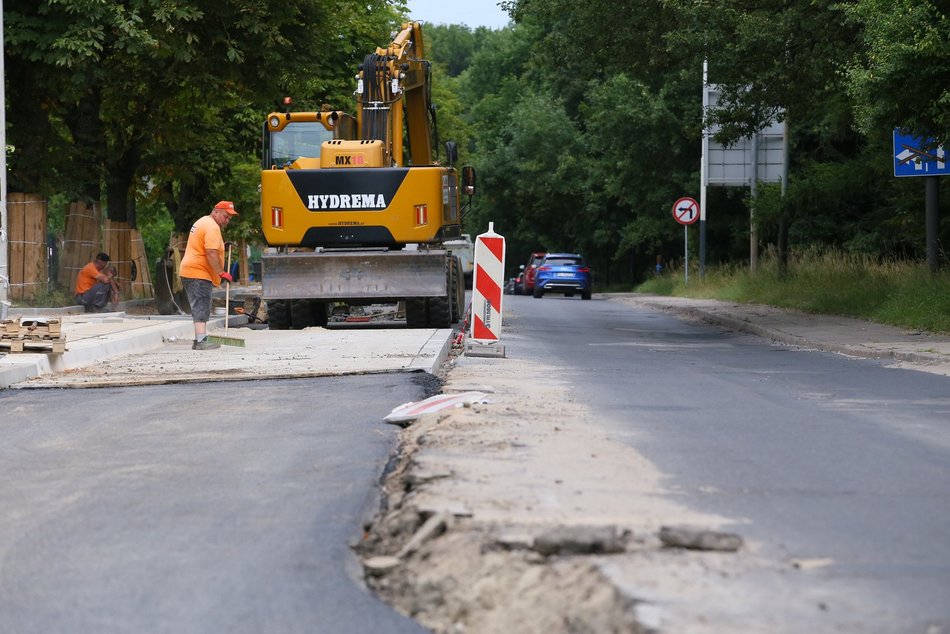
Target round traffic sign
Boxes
[672,197,699,225]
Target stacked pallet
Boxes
[0,318,67,354]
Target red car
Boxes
[517,252,547,295]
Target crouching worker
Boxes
[179,200,237,350]
[75,252,119,312]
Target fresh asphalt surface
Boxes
[505,293,950,627]
[3,291,949,629]
[0,374,432,634]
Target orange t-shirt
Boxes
[179,215,224,286]
[75,262,101,294]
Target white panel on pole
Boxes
[704,84,785,186]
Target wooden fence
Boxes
[6,193,48,301]
[103,219,153,299]
[5,195,155,303]
[59,201,101,295]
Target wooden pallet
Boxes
[0,318,67,354]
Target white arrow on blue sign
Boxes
[893,130,949,177]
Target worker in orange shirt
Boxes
[75,252,119,312]
[179,200,237,350]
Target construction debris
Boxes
[531,525,632,557]
[658,526,743,552]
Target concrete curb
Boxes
[624,295,950,368]
[675,306,945,365]
[410,328,455,374]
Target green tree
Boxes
[4,0,400,232]
[842,0,950,144]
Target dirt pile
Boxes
[354,353,742,633]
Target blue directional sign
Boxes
[893,130,949,177]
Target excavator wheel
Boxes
[425,255,461,328]
[289,299,329,329]
[310,301,330,327]
[290,300,313,329]
[267,299,291,330]
[405,298,428,328]
[426,295,451,327]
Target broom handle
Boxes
[225,243,232,337]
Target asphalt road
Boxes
[507,293,950,628]
[0,374,434,634]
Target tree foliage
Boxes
[464,0,950,280]
[5,0,949,284]
[5,0,400,235]
[843,0,950,144]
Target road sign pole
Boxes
[684,225,689,286]
[672,196,699,286]
[700,59,707,281]
[892,130,946,273]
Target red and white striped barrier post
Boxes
[468,222,506,357]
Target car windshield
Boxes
[544,257,584,267]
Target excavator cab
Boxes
[262,111,357,170]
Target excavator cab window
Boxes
[265,122,334,168]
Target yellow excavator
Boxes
[259,21,474,329]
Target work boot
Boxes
[193,339,220,350]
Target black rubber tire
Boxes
[289,299,330,328]
[582,290,592,300]
[314,301,330,327]
[424,255,459,328]
[267,299,291,330]
[427,295,451,327]
[533,286,543,298]
[309,301,329,327]
[290,299,313,329]
[405,298,428,328]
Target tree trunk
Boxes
[104,143,142,226]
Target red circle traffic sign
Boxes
[672,197,700,225]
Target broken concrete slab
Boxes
[532,525,631,557]
[658,526,743,552]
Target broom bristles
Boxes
[207,334,245,347]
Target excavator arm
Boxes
[356,21,434,167]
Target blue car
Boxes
[532,253,592,300]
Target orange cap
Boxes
[214,200,238,216]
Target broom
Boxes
[207,242,246,347]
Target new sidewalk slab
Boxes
[2,306,454,389]
[0,310,200,388]
[613,293,950,373]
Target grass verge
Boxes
[635,250,950,335]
